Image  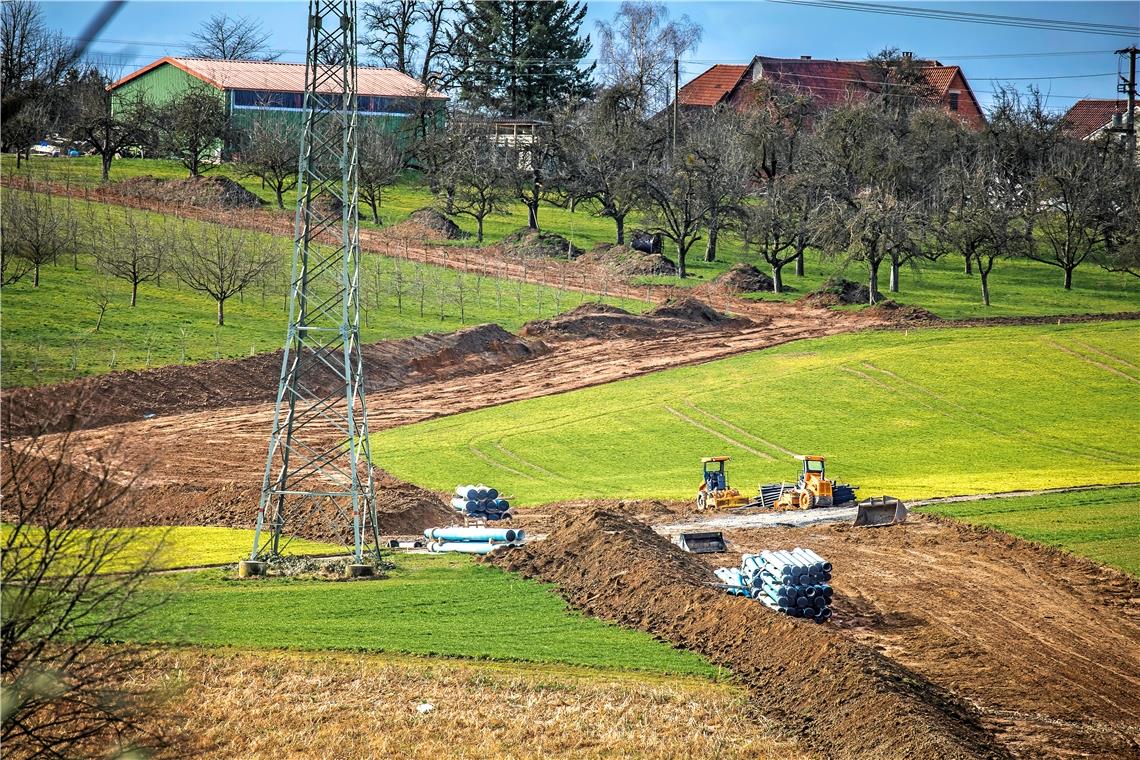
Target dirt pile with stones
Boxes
[4,324,548,437]
[113,175,263,209]
[488,508,1008,760]
[520,298,746,341]
[578,243,677,276]
[803,277,882,307]
[714,263,777,293]
[383,207,468,241]
[498,228,580,259]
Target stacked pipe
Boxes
[714,547,834,624]
[424,526,526,554]
[451,484,513,521]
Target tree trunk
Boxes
[795,249,805,277]
[1063,266,1073,290]
[16,150,22,169]
[217,297,225,326]
[614,214,625,245]
[275,186,285,210]
[370,197,380,224]
[868,259,880,304]
[963,255,972,275]
[980,267,990,307]
[677,241,687,278]
[889,255,900,293]
[101,153,112,182]
[33,261,40,287]
[476,217,484,243]
[772,262,783,294]
[704,214,719,262]
[527,200,538,230]
[131,280,138,307]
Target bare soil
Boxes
[577,243,677,276]
[520,298,747,341]
[714,263,776,293]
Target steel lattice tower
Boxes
[250,0,378,566]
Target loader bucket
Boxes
[853,496,907,527]
[677,531,727,553]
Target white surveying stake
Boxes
[242,0,380,578]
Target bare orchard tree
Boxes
[93,207,164,307]
[1,0,71,161]
[439,122,511,243]
[639,144,712,279]
[358,121,408,224]
[185,12,279,60]
[363,0,456,86]
[73,74,151,183]
[1,400,175,758]
[0,186,75,287]
[594,0,701,116]
[737,173,821,293]
[237,109,301,210]
[1101,156,1140,278]
[156,83,229,178]
[689,107,750,262]
[171,222,276,325]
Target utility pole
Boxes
[1116,46,1137,163]
[673,57,679,151]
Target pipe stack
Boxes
[424,526,526,554]
[451,484,513,521]
[714,547,834,624]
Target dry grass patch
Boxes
[139,648,805,759]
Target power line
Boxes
[769,0,1140,37]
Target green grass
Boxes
[922,486,1140,576]
[373,321,1140,506]
[2,525,344,573]
[7,154,1138,321]
[117,551,717,676]
[0,193,645,387]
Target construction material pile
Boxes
[451,484,514,521]
[715,548,833,623]
[424,526,526,554]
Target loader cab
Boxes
[702,456,731,492]
[796,455,827,489]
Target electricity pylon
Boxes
[248,0,379,570]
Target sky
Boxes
[40,0,1140,112]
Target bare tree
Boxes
[171,222,276,325]
[689,107,750,262]
[363,0,456,86]
[93,208,163,307]
[440,122,510,243]
[738,174,820,293]
[1,0,71,161]
[1,400,173,758]
[237,109,301,209]
[156,83,229,177]
[594,1,701,116]
[86,275,114,332]
[185,13,279,60]
[1,187,75,287]
[358,121,407,224]
[71,72,151,182]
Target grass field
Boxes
[373,321,1140,506]
[5,155,1139,322]
[922,487,1140,576]
[118,551,716,676]
[0,192,645,387]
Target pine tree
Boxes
[451,1,593,117]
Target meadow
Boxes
[372,321,1140,506]
[5,155,1138,325]
[922,486,1140,576]
[119,551,717,676]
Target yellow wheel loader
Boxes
[695,456,753,511]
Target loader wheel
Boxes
[696,492,708,512]
[799,491,817,510]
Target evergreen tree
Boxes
[450,1,593,117]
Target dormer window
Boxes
[949,90,960,112]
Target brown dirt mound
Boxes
[578,243,677,276]
[115,175,262,209]
[488,508,1007,760]
[803,277,882,307]
[519,298,743,341]
[4,324,548,437]
[385,207,468,241]
[714,263,775,293]
[870,299,942,322]
[499,228,580,259]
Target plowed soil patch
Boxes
[520,298,749,341]
[713,516,1140,759]
[488,508,1006,759]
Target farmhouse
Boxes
[679,54,986,128]
[108,56,447,133]
[1061,98,1138,156]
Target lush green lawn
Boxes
[118,551,717,676]
[373,321,1140,506]
[1,525,344,573]
[7,155,1138,322]
[922,486,1140,576]
[0,193,644,387]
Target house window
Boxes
[949,91,960,112]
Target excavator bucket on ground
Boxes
[853,496,908,527]
[677,531,728,553]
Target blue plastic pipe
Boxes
[428,541,500,554]
[424,527,521,543]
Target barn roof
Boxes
[677,64,749,107]
[1062,98,1130,139]
[109,57,446,100]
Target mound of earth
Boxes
[385,207,468,240]
[520,298,742,341]
[870,299,942,323]
[4,324,548,437]
[499,228,580,259]
[714,263,775,292]
[578,243,676,276]
[115,175,263,209]
[804,277,882,307]
[487,508,1004,760]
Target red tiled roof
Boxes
[921,65,959,95]
[677,64,748,107]
[109,57,446,100]
[750,57,965,110]
[1062,99,1129,139]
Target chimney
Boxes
[800,55,812,60]
[902,51,913,62]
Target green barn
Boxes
[109,56,447,135]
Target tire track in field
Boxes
[491,440,569,482]
[1046,340,1140,386]
[861,361,1135,464]
[683,401,797,457]
[465,442,534,479]
[1070,339,1140,376]
[663,405,774,460]
[839,365,1131,466]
